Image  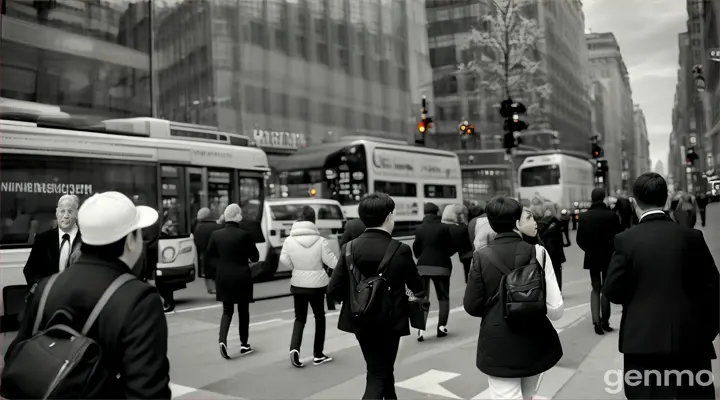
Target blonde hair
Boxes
[441,204,458,224]
[456,204,469,224]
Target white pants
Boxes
[486,373,543,400]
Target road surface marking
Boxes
[174,304,222,313]
[565,302,590,311]
[472,366,575,399]
[248,318,283,327]
[170,383,196,398]
[395,369,462,399]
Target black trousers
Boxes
[461,258,472,284]
[589,270,610,325]
[623,354,716,399]
[422,275,450,327]
[356,333,401,400]
[219,301,249,345]
[700,208,706,226]
[290,293,326,357]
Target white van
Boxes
[261,198,345,277]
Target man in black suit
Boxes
[339,218,366,248]
[23,194,82,286]
[603,173,719,399]
[576,188,621,335]
[328,193,424,399]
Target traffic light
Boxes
[595,160,608,177]
[458,120,475,136]
[590,136,602,158]
[500,98,528,136]
[416,96,433,146]
[686,147,699,166]
[418,120,427,134]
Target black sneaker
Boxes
[240,344,253,355]
[219,342,230,360]
[594,323,605,335]
[437,326,448,338]
[602,323,614,332]
[313,354,333,365]
[290,350,304,368]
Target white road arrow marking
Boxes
[395,369,462,399]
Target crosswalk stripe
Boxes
[170,383,196,399]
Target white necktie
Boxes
[59,234,70,272]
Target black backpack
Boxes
[346,239,400,325]
[483,244,547,321]
[1,273,134,399]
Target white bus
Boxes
[518,153,595,212]
[273,137,463,238]
[0,114,269,315]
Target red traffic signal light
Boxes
[465,125,475,135]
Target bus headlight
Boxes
[162,247,176,263]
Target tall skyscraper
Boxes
[654,160,666,176]
[0,0,152,118]
[424,0,590,152]
[586,32,636,193]
[633,104,651,176]
[153,0,431,155]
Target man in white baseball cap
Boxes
[5,192,171,398]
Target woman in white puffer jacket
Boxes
[279,206,338,369]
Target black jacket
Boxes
[453,223,473,261]
[193,219,222,279]
[328,229,424,336]
[537,216,566,266]
[339,218,366,248]
[464,232,562,378]
[23,227,82,286]
[412,214,456,271]
[7,254,171,399]
[603,212,719,357]
[576,203,621,271]
[205,222,260,303]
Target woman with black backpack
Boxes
[463,196,563,399]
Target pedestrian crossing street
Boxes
[169,302,623,400]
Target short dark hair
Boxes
[468,201,485,220]
[591,188,606,203]
[298,206,316,223]
[358,192,395,228]
[485,196,523,233]
[633,172,668,208]
[424,202,439,215]
[81,230,139,259]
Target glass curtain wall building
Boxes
[0,0,152,118]
[153,0,431,154]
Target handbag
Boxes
[406,287,430,330]
[323,263,333,277]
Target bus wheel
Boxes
[162,297,176,313]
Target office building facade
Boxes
[701,0,720,175]
[153,0,432,157]
[1,0,151,118]
[633,104,651,177]
[586,32,636,193]
[424,0,590,154]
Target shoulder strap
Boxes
[81,273,135,335]
[483,246,513,275]
[32,273,60,335]
[377,240,400,275]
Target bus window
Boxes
[161,166,189,238]
[0,154,158,247]
[424,184,457,199]
[520,165,561,187]
[238,176,263,222]
[375,181,417,197]
[208,169,233,220]
[325,145,368,205]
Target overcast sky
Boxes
[583,0,687,168]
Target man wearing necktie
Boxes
[23,194,82,286]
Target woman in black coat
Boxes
[534,204,567,291]
[205,203,260,359]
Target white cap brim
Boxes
[81,205,159,246]
[135,205,160,230]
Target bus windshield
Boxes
[520,165,561,187]
[324,144,368,206]
[270,203,343,221]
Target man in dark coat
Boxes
[696,191,709,227]
[576,188,621,335]
[23,194,82,286]
[604,173,719,399]
[193,207,222,294]
[328,192,424,399]
[339,218,366,248]
[412,202,457,339]
[205,204,260,359]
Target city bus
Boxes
[272,137,463,239]
[518,153,595,214]
[0,111,269,316]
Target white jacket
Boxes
[473,215,497,250]
[279,221,339,288]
